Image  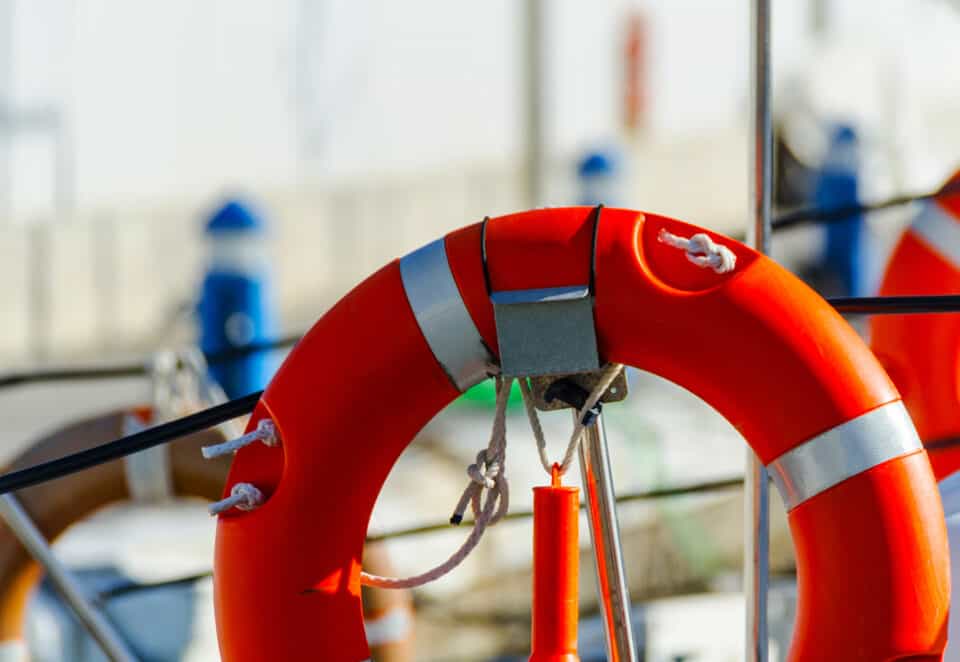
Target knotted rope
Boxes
[360,376,512,589]
[658,228,737,274]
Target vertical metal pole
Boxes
[522,0,544,207]
[578,415,638,662]
[92,214,118,352]
[53,109,74,221]
[0,0,12,225]
[0,495,138,662]
[28,221,51,361]
[746,1,772,661]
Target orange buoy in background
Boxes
[530,465,580,662]
[872,170,960,479]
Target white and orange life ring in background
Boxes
[872,170,960,480]
[871,169,960,660]
[214,207,948,661]
[0,409,412,662]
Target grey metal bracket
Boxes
[485,206,604,378]
[526,369,629,412]
[491,285,599,377]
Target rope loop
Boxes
[209,482,264,515]
[519,363,625,477]
[201,418,278,459]
[658,228,737,274]
[360,375,512,589]
[361,364,624,589]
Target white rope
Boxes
[351,364,623,590]
[201,419,278,459]
[657,228,737,274]
[518,363,625,476]
[209,482,264,515]
[360,376,512,589]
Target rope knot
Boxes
[658,228,737,274]
[467,449,501,489]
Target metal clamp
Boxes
[483,206,603,378]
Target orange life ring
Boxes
[0,410,412,661]
[872,171,960,480]
[214,207,949,661]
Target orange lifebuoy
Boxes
[872,171,960,480]
[214,207,949,661]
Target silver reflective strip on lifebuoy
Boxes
[910,200,960,267]
[400,238,494,391]
[768,401,921,511]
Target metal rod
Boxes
[746,0,772,660]
[522,0,545,207]
[577,415,638,662]
[28,222,52,361]
[0,494,138,662]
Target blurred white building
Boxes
[0,0,959,362]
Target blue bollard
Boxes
[198,199,277,398]
[577,149,621,207]
[815,125,864,296]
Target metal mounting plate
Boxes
[526,368,629,412]
[491,285,599,377]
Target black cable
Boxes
[3,294,960,497]
[921,436,960,452]
[203,334,300,366]
[5,182,960,393]
[826,295,960,315]
[365,476,743,543]
[0,391,262,497]
[0,364,146,389]
[95,475,744,600]
[772,180,960,231]
[0,335,300,391]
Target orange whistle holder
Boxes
[530,465,580,662]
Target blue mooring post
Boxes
[199,199,277,398]
[815,125,864,296]
[577,149,620,207]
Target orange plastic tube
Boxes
[530,468,580,662]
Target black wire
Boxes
[365,476,743,543]
[826,295,960,315]
[921,436,960,452]
[202,334,300,366]
[3,294,960,497]
[0,335,300,391]
[0,364,146,389]
[95,475,744,600]
[4,181,960,392]
[6,293,960,392]
[0,391,262,497]
[772,179,960,231]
